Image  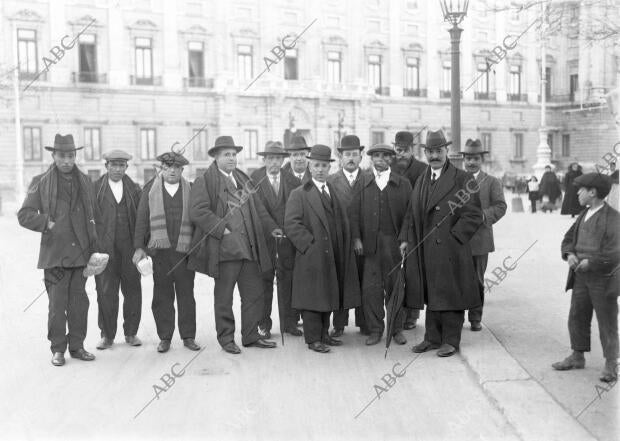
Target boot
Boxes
[551,351,585,371]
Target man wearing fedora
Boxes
[285,144,361,353]
[18,134,100,366]
[461,139,506,331]
[283,135,311,183]
[399,130,482,357]
[251,141,303,339]
[94,150,143,349]
[327,134,368,337]
[350,144,411,346]
[391,130,427,330]
[133,151,200,353]
[189,136,278,354]
[554,173,619,383]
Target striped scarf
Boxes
[147,176,192,253]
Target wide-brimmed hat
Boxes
[306,144,335,162]
[393,131,414,147]
[424,130,452,149]
[208,136,243,157]
[157,152,189,166]
[461,138,488,155]
[338,135,364,153]
[366,144,396,156]
[286,136,310,151]
[45,134,84,152]
[258,141,289,157]
[573,172,612,198]
[103,149,132,161]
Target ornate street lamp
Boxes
[440,0,469,162]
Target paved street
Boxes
[0,195,617,441]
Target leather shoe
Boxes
[552,352,585,371]
[437,343,457,357]
[392,331,407,345]
[51,352,65,366]
[222,341,241,354]
[157,340,171,353]
[470,321,482,331]
[365,333,381,346]
[403,319,417,330]
[183,338,201,351]
[330,328,344,338]
[258,327,271,339]
[96,337,113,350]
[359,327,371,336]
[125,335,142,346]
[412,340,440,353]
[308,342,330,353]
[323,336,343,346]
[284,327,303,336]
[69,348,96,361]
[600,360,618,383]
[244,339,277,349]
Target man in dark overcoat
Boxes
[390,130,427,330]
[18,134,100,366]
[327,134,368,337]
[251,141,303,339]
[284,144,361,353]
[188,136,278,354]
[399,130,483,357]
[133,152,200,354]
[94,149,143,349]
[282,135,311,183]
[461,139,507,331]
[553,173,619,383]
[350,144,411,346]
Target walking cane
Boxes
[273,231,286,346]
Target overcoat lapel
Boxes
[426,164,457,212]
[306,184,330,232]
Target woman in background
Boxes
[561,162,583,217]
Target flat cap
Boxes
[367,144,396,156]
[103,149,132,161]
[156,151,189,166]
[573,172,612,198]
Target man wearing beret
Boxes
[133,151,200,353]
[554,172,619,382]
[391,130,427,330]
[350,144,411,346]
[18,134,100,366]
[94,150,143,349]
[188,136,278,354]
[251,141,303,339]
[285,144,361,353]
[327,134,369,337]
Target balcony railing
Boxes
[129,75,162,86]
[72,72,107,84]
[440,90,451,98]
[183,77,214,88]
[403,88,427,97]
[538,94,576,103]
[507,93,528,102]
[19,70,47,82]
[474,91,496,101]
[375,86,390,96]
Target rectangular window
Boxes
[562,134,570,157]
[17,29,38,76]
[368,54,382,90]
[237,44,253,81]
[23,126,42,161]
[327,51,341,83]
[371,131,384,146]
[135,37,153,83]
[140,128,156,160]
[188,41,204,82]
[192,128,208,161]
[569,73,578,102]
[84,127,101,161]
[441,60,451,93]
[404,57,419,91]
[481,132,492,155]
[509,65,521,95]
[284,48,298,80]
[476,62,490,95]
[514,133,523,158]
[244,129,259,160]
[78,33,98,82]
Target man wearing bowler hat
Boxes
[554,173,619,383]
[18,134,100,366]
[251,141,303,339]
[461,139,506,331]
[391,130,427,330]
[283,135,311,183]
[350,144,411,346]
[327,134,369,337]
[399,130,482,357]
[133,151,200,353]
[189,136,278,354]
[285,144,361,353]
[94,150,143,349]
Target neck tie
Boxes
[226,174,236,192]
[271,174,279,194]
[321,184,331,201]
[431,172,437,184]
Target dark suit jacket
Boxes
[469,171,507,256]
[282,162,311,184]
[327,168,366,211]
[391,156,427,188]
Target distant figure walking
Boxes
[539,166,562,213]
[561,162,583,217]
[527,176,540,213]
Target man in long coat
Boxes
[399,130,483,357]
[251,141,303,339]
[327,134,368,337]
[391,130,427,330]
[94,150,143,349]
[18,134,100,366]
[285,144,361,353]
[461,139,506,331]
[188,136,278,354]
[539,165,562,212]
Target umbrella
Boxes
[384,256,406,358]
[273,232,286,346]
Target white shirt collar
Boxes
[164,181,179,197]
[268,171,280,179]
[108,178,123,203]
[473,171,481,180]
[373,167,390,190]
[219,169,237,188]
[430,167,442,180]
[584,203,604,222]
[344,168,359,182]
[312,178,329,194]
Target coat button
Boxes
[72,242,76,246]
[436,239,442,244]
[435,206,440,211]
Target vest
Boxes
[162,187,183,249]
[378,185,394,235]
[575,212,603,261]
[113,195,131,245]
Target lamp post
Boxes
[440,0,469,165]
[532,2,552,179]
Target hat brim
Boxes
[208,145,243,157]
[45,146,84,152]
[460,150,489,155]
[306,155,335,162]
[424,141,452,149]
[257,151,290,157]
[337,147,364,153]
[366,148,395,156]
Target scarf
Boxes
[147,176,192,253]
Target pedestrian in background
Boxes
[553,173,619,383]
[527,176,540,213]
[607,160,619,210]
[539,165,562,213]
[561,162,583,218]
